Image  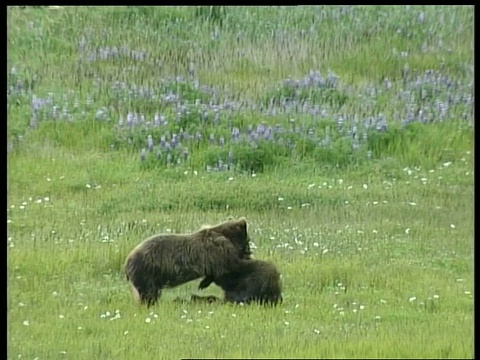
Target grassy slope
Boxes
[7,6,473,359]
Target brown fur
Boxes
[124,217,252,307]
[199,259,283,306]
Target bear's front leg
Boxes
[198,276,214,290]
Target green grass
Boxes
[7,6,473,359]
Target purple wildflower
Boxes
[265,127,274,141]
[257,123,266,135]
[127,112,134,127]
[30,114,38,128]
[188,62,195,79]
[231,127,240,140]
[164,142,171,153]
[147,135,154,152]
[31,96,50,111]
[352,125,358,140]
[153,113,161,126]
[214,112,220,124]
[96,108,107,120]
[159,135,166,148]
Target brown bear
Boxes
[124,217,252,306]
[198,259,283,306]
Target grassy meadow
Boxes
[7,6,474,359]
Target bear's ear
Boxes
[237,217,247,231]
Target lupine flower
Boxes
[164,142,171,153]
[95,108,107,120]
[352,138,360,151]
[188,62,195,79]
[127,112,134,126]
[31,96,50,111]
[257,123,266,135]
[140,149,146,162]
[147,135,154,152]
[153,113,161,126]
[265,127,274,140]
[30,114,38,128]
[231,127,240,140]
[418,11,425,23]
[212,112,220,125]
[351,125,357,138]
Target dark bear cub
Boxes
[124,217,252,307]
[199,259,283,306]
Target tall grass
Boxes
[7,6,473,359]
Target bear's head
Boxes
[204,217,252,259]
